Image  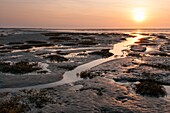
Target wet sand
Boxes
[0,29,170,113]
[0,30,118,88]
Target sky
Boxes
[0,0,170,28]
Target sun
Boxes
[133,8,145,22]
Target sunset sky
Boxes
[0,0,170,28]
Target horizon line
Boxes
[1,27,170,30]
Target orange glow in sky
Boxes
[0,0,170,28]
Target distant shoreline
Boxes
[1,28,170,30]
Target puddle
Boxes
[0,35,148,92]
[110,37,141,56]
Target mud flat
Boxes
[0,30,125,88]
[0,29,170,113]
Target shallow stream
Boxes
[0,35,149,92]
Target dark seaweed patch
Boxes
[80,87,105,96]
[130,45,146,52]
[26,40,47,44]
[0,61,41,74]
[157,35,167,39]
[48,36,72,41]
[0,97,28,113]
[78,40,98,45]
[44,55,69,62]
[128,52,142,57]
[0,50,12,53]
[56,51,70,55]
[149,52,170,57]
[135,81,167,97]
[139,63,170,71]
[12,43,53,50]
[160,45,170,52]
[58,65,76,70]
[79,71,103,79]
[28,94,53,108]
[8,42,24,45]
[11,45,33,50]
[89,49,113,58]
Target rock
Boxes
[130,45,146,52]
[160,44,170,53]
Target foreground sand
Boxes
[1,77,170,113]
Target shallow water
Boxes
[0,35,143,92]
[48,29,170,34]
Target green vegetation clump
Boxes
[0,61,41,74]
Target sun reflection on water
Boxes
[110,34,144,56]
